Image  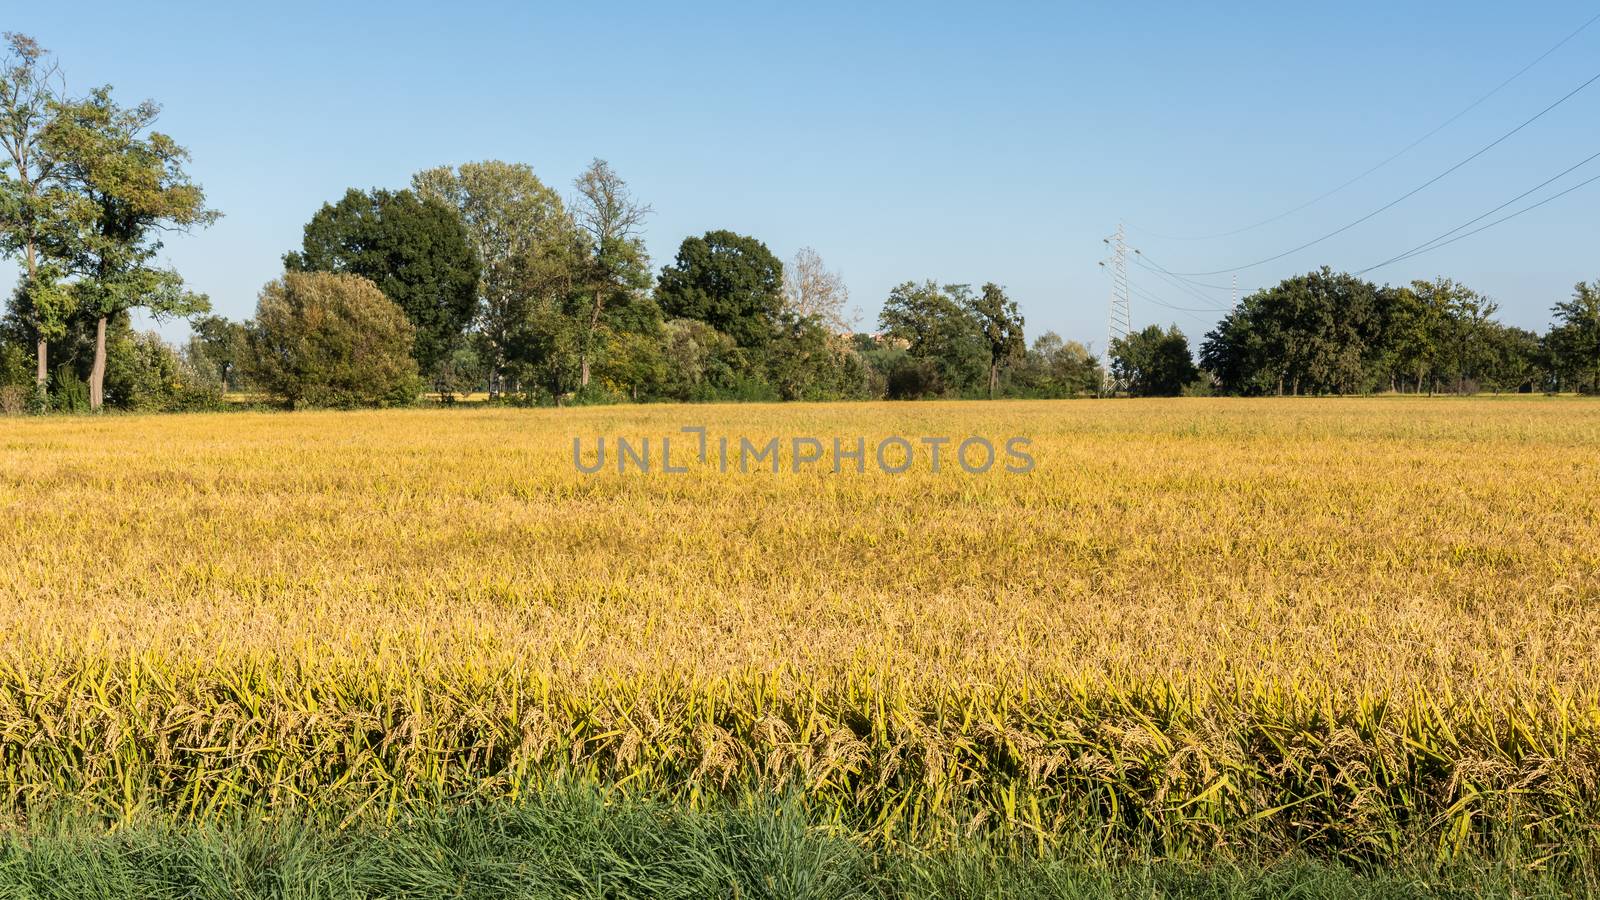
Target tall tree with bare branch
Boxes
[570,159,650,390]
[0,33,80,405]
[781,247,854,334]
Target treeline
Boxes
[0,34,1099,413]
[176,162,1106,409]
[1105,269,1600,398]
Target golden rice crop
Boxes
[0,398,1598,862]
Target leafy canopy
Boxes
[656,230,783,350]
[285,188,480,375]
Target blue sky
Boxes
[7,1,1599,349]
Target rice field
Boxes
[1,398,1598,870]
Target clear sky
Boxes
[6,1,1599,349]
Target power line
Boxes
[1133,252,1255,304]
[1167,65,1600,276]
[1358,147,1600,274]
[1359,166,1600,274]
[1134,253,1236,295]
[1134,257,1234,308]
[1128,10,1600,242]
[1127,282,1228,315]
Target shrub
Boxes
[885,356,943,399]
[0,384,25,416]
[246,272,422,409]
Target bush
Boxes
[246,272,422,409]
[0,384,25,416]
[51,365,90,413]
[885,356,943,400]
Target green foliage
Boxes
[0,789,1591,899]
[245,272,422,409]
[1112,323,1199,396]
[1200,268,1385,395]
[286,188,480,378]
[0,34,94,384]
[43,85,215,409]
[1010,331,1104,397]
[877,280,987,397]
[592,327,667,402]
[967,281,1025,397]
[101,328,220,412]
[1547,281,1600,394]
[1199,271,1549,396]
[1476,323,1543,394]
[49,362,87,411]
[570,159,652,392]
[431,345,487,402]
[412,161,572,397]
[45,85,217,323]
[647,317,745,401]
[767,313,872,401]
[656,229,784,350]
[0,330,32,388]
[186,314,250,393]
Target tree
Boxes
[1476,322,1541,394]
[967,282,1024,398]
[411,161,570,398]
[187,313,249,394]
[0,33,80,403]
[570,159,650,390]
[765,312,869,402]
[1548,280,1600,394]
[1409,278,1497,394]
[1111,324,1198,397]
[781,247,853,334]
[245,271,421,409]
[1381,282,1446,393]
[1199,269,1385,395]
[47,86,216,409]
[285,188,480,382]
[656,229,784,350]
[1014,331,1102,397]
[877,280,986,396]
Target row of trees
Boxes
[174,156,1100,409]
[1109,271,1600,398]
[1193,269,1600,396]
[0,24,1090,415]
[1105,271,1600,398]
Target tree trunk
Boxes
[26,243,46,393]
[89,316,108,411]
[988,362,998,399]
[580,289,604,390]
[487,344,504,400]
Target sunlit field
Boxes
[1,398,1598,874]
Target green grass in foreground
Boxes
[0,790,1593,899]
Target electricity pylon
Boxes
[1098,223,1132,395]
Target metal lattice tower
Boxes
[1100,223,1132,394]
